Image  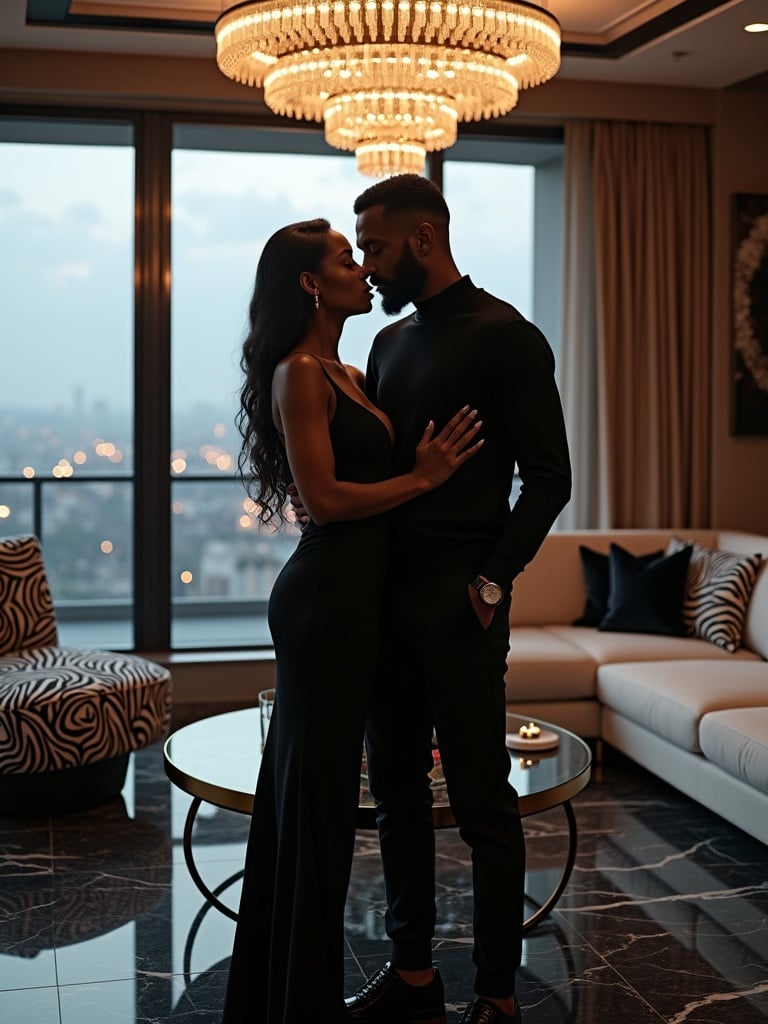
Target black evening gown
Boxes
[222,368,393,1023]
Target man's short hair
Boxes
[353,173,450,223]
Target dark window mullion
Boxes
[426,149,444,192]
[134,111,172,652]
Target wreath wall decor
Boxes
[732,193,768,436]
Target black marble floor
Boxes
[1,736,767,1024]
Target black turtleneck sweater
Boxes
[365,276,572,589]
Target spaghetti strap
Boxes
[285,351,394,445]
[286,350,337,378]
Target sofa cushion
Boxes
[597,660,768,752]
[717,532,768,661]
[572,545,663,627]
[505,627,596,701]
[699,707,768,794]
[600,543,692,636]
[668,537,762,653]
[545,625,763,666]
[509,530,718,628]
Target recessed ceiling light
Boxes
[744,22,768,32]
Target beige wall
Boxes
[0,48,718,123]
[1,49,766,535]
[710,89,768,534]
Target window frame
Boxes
[0,106,563,654]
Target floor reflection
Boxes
[0,735,766,1023]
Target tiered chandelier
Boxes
[214,0,561,176]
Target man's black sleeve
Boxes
[479,321,572,588]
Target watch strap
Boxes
[470,576,504,605]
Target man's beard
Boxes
[376,241,428,315]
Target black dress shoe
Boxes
[458,997,522,1023]
[344,962,446,1023]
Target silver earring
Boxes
[314,290,320,310]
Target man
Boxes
[344,174,571,1024]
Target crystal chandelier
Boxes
[215,0,561,176]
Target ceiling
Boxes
[1,0,767,91]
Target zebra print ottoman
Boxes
[0,646,171,816]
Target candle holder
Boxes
[506,718,560,751]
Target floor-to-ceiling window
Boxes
[0,113,562,654]
[0,117,135,648]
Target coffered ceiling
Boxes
[2,0,767,90]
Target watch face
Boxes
[480,582,504,605]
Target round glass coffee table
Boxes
[164,709,591,932]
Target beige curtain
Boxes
[559,121,608,528]
[561,120,712,528]
[591,120,712,527]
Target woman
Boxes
[221,218,481,1024]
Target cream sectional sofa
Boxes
[504,529,768,845]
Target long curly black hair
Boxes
[237,218,331,523]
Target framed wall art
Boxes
[732,192,768,435]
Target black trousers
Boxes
[365,565,525,998]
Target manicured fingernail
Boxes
[462,404,470,412]
[475,420,483,428]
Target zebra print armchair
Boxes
[0,534,172,816]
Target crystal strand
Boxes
[413,1,427,41]
[424,2,440,43]
[445,3,459,45]
[334,1,350,43]
[365,0,378,41]
[382,0,395,41]
[349,0,363,41]
[317,1,330,43]
[397,1,410,43]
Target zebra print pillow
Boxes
[668,538,762,653]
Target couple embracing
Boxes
[222,173,571,1024]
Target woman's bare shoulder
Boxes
[274,350,326,383]
[344,363,366,389]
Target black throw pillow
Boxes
[599,542,693,636]
[573,545,663,627]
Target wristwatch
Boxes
[470,575,505,606]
